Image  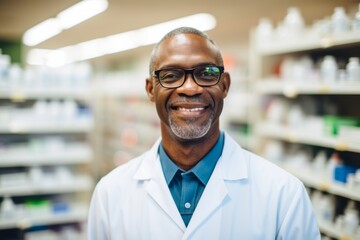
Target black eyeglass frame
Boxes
[153,65,225,89]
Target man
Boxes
[88,27,320,239]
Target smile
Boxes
[177,107,205,112]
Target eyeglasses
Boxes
[153,65,224,89]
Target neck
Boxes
[161,125,220,171]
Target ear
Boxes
[145,78,155,102]
[221,72,231,98]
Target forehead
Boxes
[154,33,219,69]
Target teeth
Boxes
[178,107,205,112]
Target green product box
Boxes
[324,115,360,136]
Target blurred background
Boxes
[0,0,359,239]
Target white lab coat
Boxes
[88,133,320,240]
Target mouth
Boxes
[172,106,206,111]
[169,103,209,119]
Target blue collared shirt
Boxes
[159,132,224,226]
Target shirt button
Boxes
[185,202,191,209]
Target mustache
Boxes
[168,96,209,105]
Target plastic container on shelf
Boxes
[318,194,336,222]
[320,55,338,82]
[353,3,360,30]
[334,163,357,183]
[282,7,305,38]
[324,115,360,136]
[326,152,341,180]
[331,7,351,33]
[1,196,16,218]
[255,18,273,42]
[346,57,360,82]
[294,56,314,82]
[263,140,285,164]
[279,56,296,80]
[312,151,327,174]
[266,98,289,124]
[343,201,360,235]
[0,53,10,83]
[287,104,304,128]
[62,100,77,120]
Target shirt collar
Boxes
[159,132,225,186]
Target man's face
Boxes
[146,33,230,142]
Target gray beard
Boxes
[169,114,214,140]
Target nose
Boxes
[176,72,203,96]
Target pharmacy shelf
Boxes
[255,122,360,153]
[0,88,91,101]
[318,220,357,240]
[0,145,92,167]
[256,31,360,55]
[281,165,360,201]
[254,78,360,96]
[0,120,93,133]
[0,175,93,197]
[0,204,88,230]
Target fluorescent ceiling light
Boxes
[57,0,108,29]
[22,18,62,47]
[23,0,108,46]
[27,13,217,67]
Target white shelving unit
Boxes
[254,78,360,96]
[0,175,93,196]
[250,28,360,239]
[281,164,360,202]
[255,122,360,153]
[0,88,91,101]
[0,84,94,235]
[0,204,87,230]
[0,144,92,167]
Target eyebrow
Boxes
[157,62,219,70]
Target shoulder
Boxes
[96,139,160,191]
[245,148,303,189]
[94,153,143,195]
[223,132,303,188]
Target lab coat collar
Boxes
[132,132,249,233]
[219,132,249,181]
[133,132,248,181]
[133,138,186,231]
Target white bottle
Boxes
[326,152,341,180]
[8,63,22,88]
[352,3,360,30]
[283,7,305,38]
[320,55,338,82]
[280,56,296,80]
[312,151,327,173]
[0,54,10,82]
[29,166,43,184]
[1,196,16,218]
[255,18,273,42]
[343,201,359,235]
[318,195,335,222]
[287,104,304,128]
[62,99,77,120]
[331,7,350,33]
[346,57,360,82]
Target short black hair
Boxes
[148,27,223,76]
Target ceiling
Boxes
[0,0,358,64]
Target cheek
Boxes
[154,88,172,118]
[209,90,225,116]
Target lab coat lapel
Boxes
[184,163,229,237]
[133,141,186,232]
[183,133,248,237]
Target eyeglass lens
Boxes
[158,66,222,88]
